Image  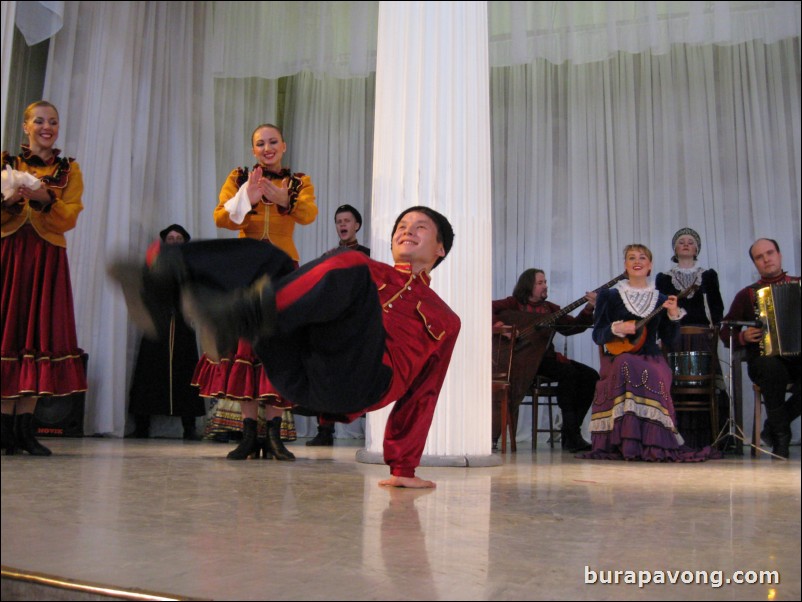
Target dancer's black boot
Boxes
[181,416,198,440]
[226,418,260,460]
[128,414,150,438]
[263,417,295,461]
[306,423,334,446]
[16,413,52,456]
[107,253,184,340]
[181,275,276,362]
[1,412,16,455]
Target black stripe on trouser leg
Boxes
[254,261,391,415]
[171,238,296,292]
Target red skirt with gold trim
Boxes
[191,339,292,407]
[1,225,87,397]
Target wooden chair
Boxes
[520,375,560,450]
[492,324,518,454]
[668,325,720,444]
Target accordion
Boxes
[757,281,801,357]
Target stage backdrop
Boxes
[0,1,799,441]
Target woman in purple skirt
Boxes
[583,244,714,461]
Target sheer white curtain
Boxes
[7,1,799,440]
[14,0,64,45]
[283,70,376,262]
[488,1,801,66]
[210,0,378,79]
[0,0,16,143]
[282,70,376,438]
[42,1,216,435]
[491,39,801,441]
[33,1,377,436]
[210,70,375,439]
[213,77,280,208]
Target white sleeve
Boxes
[223,184,252,225]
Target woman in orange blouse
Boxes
[196,123,317,460]
[1,101,87,456]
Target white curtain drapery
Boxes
[206,1,801,75]
[362,1,494,461]
[489,1,801,66]
[0,0,16,144]
[283,70,376,263]
[490,38,801,396]
[40,1,217,434]
[210,1,379,79]
[1,1,798,441]
[14,0,63,45]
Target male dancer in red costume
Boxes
[113,206,460,488]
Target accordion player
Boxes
[720,238,800,459]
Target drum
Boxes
[667,351,712,387]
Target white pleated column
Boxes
[356,1,498,468]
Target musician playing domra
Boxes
[583,244,715,461]
[720,238,801,459]
[492,268,599,453]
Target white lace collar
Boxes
[616,281,660,317]
[668,266,703,298]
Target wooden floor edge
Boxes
[1,565,208,601]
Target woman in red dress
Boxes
[195,123,317,460]
[1,101,87,456]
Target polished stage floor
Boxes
[1,437,800,601]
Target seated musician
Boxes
[492,268,599,453]
[720,238,801,459]
[583,244,715,462]
[656,227,728,448]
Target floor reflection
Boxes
[0,438,799,600]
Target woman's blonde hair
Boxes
[23,100,59,123]
[623,243,652,262]
[251,123,283,145]
[623,243,653,276]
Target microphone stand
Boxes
[712,323,780,458]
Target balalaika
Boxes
[756,281,801,357]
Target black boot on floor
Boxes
[766,407,791,459]
[226,418,260,460]
[760,419,775,449]
[1,412,16,455]
[107,261,177,340]
[263,417,295,460]
[562,432,592,453]
[15,413,52,456]
[306,424,334,446]
[181,275,276,362]
[560,411,591,453]
[181,416,199,440]
[126,414,150,439]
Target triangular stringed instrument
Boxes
[604,283,699,356]
[494,273,626,407]
[504,272,627,352]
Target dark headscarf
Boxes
[671,227,701,263]
[159,224,191,242]
[334,204,363,228]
